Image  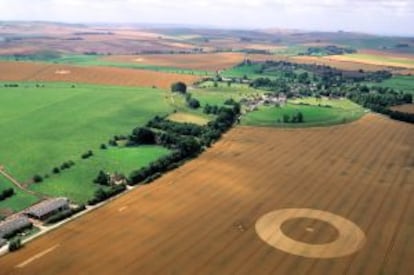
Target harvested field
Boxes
[328,54,414,69]
[359,49,414,60]
[167,112,209,125]
[391,104,414,114]
[0,61,199,89]
[289,56,414,75]
[1,114,413,274]
[103,52,246,71]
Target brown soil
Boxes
[252,55,414,75]
[391,104,414,114]
[255,208,366,258]
[0,114,413,274]
[280,217,339,244]
[0,61,199,89]
[103,52,246,71]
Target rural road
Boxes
[0,165,38,196]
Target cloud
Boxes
[1,0,413,35]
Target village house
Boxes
[24,197,70,221]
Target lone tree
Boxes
[9,238,22,252]
[130,127,156,145]
[94,170,110,186]
[188,98,200,109]
[33,174,43,183]
[171,82,187,94]
[297,112,304,123]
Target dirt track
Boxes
[0,114,413,274]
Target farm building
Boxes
[0,216,32,239]
[25,198,69,221]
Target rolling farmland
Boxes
[0,61,199,89]
[241,98,365,128]
[0,114,413,274]
[102,52,247,71]
[0,82,174,209]
[288,55,414,75]
[327,53,414,69]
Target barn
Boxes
[25,198,69,221]
[0,216,32,239]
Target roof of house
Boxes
[0,216,32,238]
[25,197,69,218]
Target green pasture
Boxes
[0,174,39,213]
[373,75,414,95]
[0,82,172,182]
[0,54,212,75]
[242,97,365,127]
[30,146,170,204]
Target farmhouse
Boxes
[25,198,69,221]
[0,215,32,239]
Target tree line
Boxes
[127,100,241,186]
[87,98,241,205]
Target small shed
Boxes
[0,216,32,239]
[25,198,69,221]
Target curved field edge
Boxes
[241,98,366,128]
[0,114,412,274]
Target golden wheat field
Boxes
[0,114,413,275]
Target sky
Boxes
[2,0,414,36]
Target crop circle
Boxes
[255,208,366,258]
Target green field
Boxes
[30,146,170,203]
[0,175,39,213]
[0,54,211,76]
[242,97,365,127]
[222,63,267,79]
[0,82,174,207]
[373,75,414,95]
[191,85,263,107]
[197,81,250,89]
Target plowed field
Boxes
[391,104,414,114]
[0,114,413,275]
[0,61,199,89]
[103,52,246,71]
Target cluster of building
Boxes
[0,197,69,248]
[0,216,31,247]
[241,93,287,113]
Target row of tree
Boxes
[127,100,241,186]
[282,112,304,123]
[88,184,127,205]
[346,85,413,124]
